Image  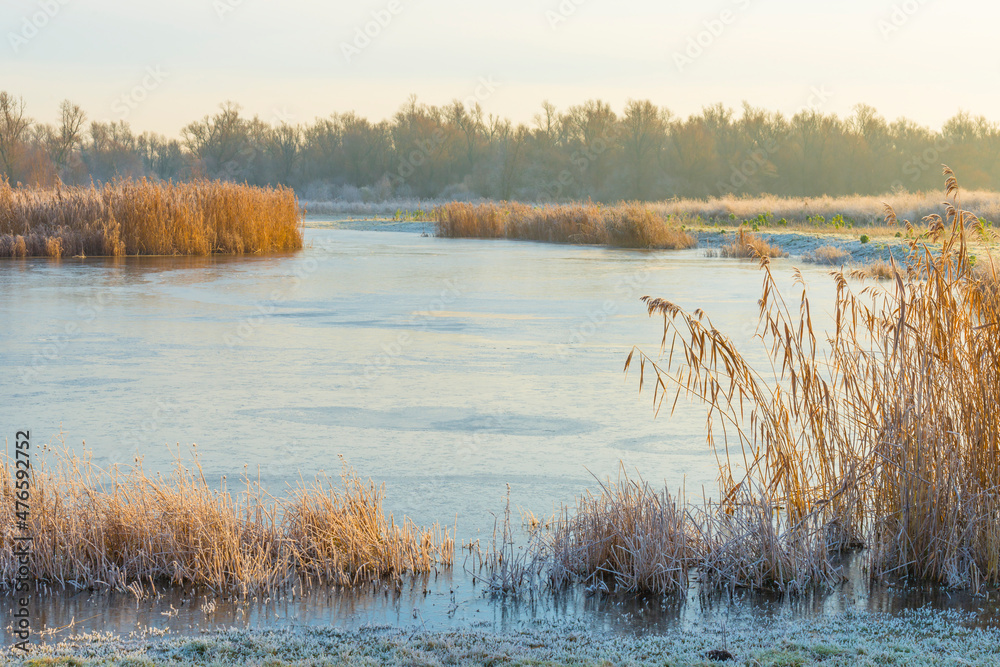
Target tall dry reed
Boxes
[0,178,302,258]
[0,448,452,596]
[714,228,787,259]
[436,202,697,249]
[616,167,1000,591]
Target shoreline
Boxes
[310,217,926,266]
[7,608,1000,666]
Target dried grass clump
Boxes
[0,178,302,258]
[697,490,844,592]
[0,448,452,596]
[435,202,697,249]
[803,244,851,265]
[286,472,453,587]
[548,471,696,595]
[618,167,1000,592]
[716,228,787,259]
[543,472,840,596]
[849,259,898,280]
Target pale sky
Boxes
[2,0,997,136]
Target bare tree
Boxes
[51,100,86,170]
[621,99,669,198]
[182,102,250,179]
[0,92,32,180]
[271,122,302,185]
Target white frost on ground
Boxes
[6,608,1000,666]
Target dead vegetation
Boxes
[612,167,1000,592]
[474,169,1000,597]
[803,244,852,265]
[649,189,1000,228]
[548,469,696,595]
[0,178,302,258]
[464,487,547,595]
[0,447,452,596]
[713,228,788,259]
[435,201,698,249]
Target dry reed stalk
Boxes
[803,245,852,266]
[0,178,302,258]
[465,486,547,594]
[285,471,454,587]
[715,228,787,259]
[848,259,899,280]
[620,167,1000,591]
[0,448,452,596]
[548,468,696,595]
[435,202,697,249]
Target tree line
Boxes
[1,91,998,201]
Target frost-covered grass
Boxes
[7,609,1000,666]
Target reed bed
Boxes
[489,169,999,597]
[649,189,1000,227]
[850,259,898,280]
[542,471,843,595]
[713,228,787,259]
[0,179,303,258]
[0,448,452,596]
[609,168,1000,592]
[548,470,696,595]
[435,202,697,249]
[311,191,1000,230]
[803,244,852,265]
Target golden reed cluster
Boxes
[0,178,303,258]
[435,201,698,249]
[579,167,1000,593]
[0,449,452,596]
[715,227,788,259]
